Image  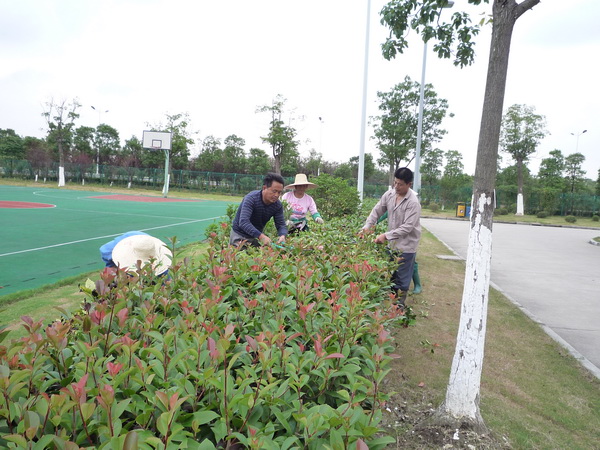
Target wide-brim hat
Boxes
[112,235,172,275]
[285,173,318,190]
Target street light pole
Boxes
[358,0,371,202]
[91,105,109,176]
[413,1,453,194]
[570,129,587,153]
[413,42,428,194]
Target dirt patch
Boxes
[378,389,511,449]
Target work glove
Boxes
[314,217,324,224]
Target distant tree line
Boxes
[0,94,597,210]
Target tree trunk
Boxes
[434,0,541,431]
[274,154,281,174]
[516,158,524,215]
[58,136,66,187]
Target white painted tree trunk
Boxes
[58,166,65,187]
[440,193,493,424]
[516,193,524,215]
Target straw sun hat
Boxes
[284,173,318,190]
[112,235,172,275]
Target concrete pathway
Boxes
[421,217,600,377]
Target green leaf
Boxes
[364,435,397,450]
[0,327,10,344]
[197,439,218,449]
[271,406,292,434]
[32,434,55,450]
[142,346,165,362]
[336,390,351,402]
[329,427,345,450]
[212,419,227,443]
[112,398,132,419]
[80,402,96,421]
[192,410,219,425]
[157,411,171,436]
[3,434,28,447]
[24,409,41,430]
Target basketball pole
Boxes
[162,149,170,198]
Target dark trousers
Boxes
[389,251,416,293]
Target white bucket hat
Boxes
[112,235,172,275]
[284,173,318,190]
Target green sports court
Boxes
[0,185,233,296]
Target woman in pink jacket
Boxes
[281,174,324,232]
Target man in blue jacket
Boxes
[229,173,288,248]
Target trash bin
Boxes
[456,202,466,217]
[466,205,471,217]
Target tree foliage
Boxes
[372,76,449,183]
[0,129,25,159]
[380,0,485,67]
[222,134,246,174]
[538,149,566,191]
[500,103,547,205]
[256,94,299,174]
[194,136,223,172]
[95,124,121,166]
[420,148,444,185]
[246,148,271,175]
[42,98,81,186]
[564,152,586,194]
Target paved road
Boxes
[422,218,600,376]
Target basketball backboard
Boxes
[142,131,172,150]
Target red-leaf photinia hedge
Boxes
[0,216,412,449]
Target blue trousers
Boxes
[390,251,416,293]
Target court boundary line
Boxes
[0,216,222,258]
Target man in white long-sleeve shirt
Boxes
[361,167,421,307]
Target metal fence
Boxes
[2,158,598,216]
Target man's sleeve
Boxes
[237,195,262,238]
[274,203,288,236]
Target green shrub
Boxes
[565,215,577,223]
[536,211,548,219]
[429,202,440,212]
[494,207,508,216]
[0,218,403,449]
[312,174,361,218]
[592,215,599,222]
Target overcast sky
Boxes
[1,0,599,179]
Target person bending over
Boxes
[100,231,172,276]
[229,172,288,248]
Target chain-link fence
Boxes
[2,158,598,215]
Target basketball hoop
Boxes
[142,131,173,198]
